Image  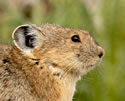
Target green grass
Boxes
[0,0,125,101]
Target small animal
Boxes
[0,24,104,101]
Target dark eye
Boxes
[71,35,81,42]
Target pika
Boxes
[0,24,104,101]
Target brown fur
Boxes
[0,24,104,101]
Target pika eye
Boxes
[71,35,81,42]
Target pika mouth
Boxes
[85,58,101,70]
[87,64,96,70]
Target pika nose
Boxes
[98,47,104,58]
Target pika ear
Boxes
[12,24,40,52]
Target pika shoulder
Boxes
[0,24,104,101]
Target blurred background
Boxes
[0,0,125,101]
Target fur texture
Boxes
[0,24,104,101]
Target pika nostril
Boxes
[98,47,104,58]
[98,52,103,58]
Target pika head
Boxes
[12,24,104,78]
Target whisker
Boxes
[60,60,79,79]
[60,67,72,79]
[60,60,74,78]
